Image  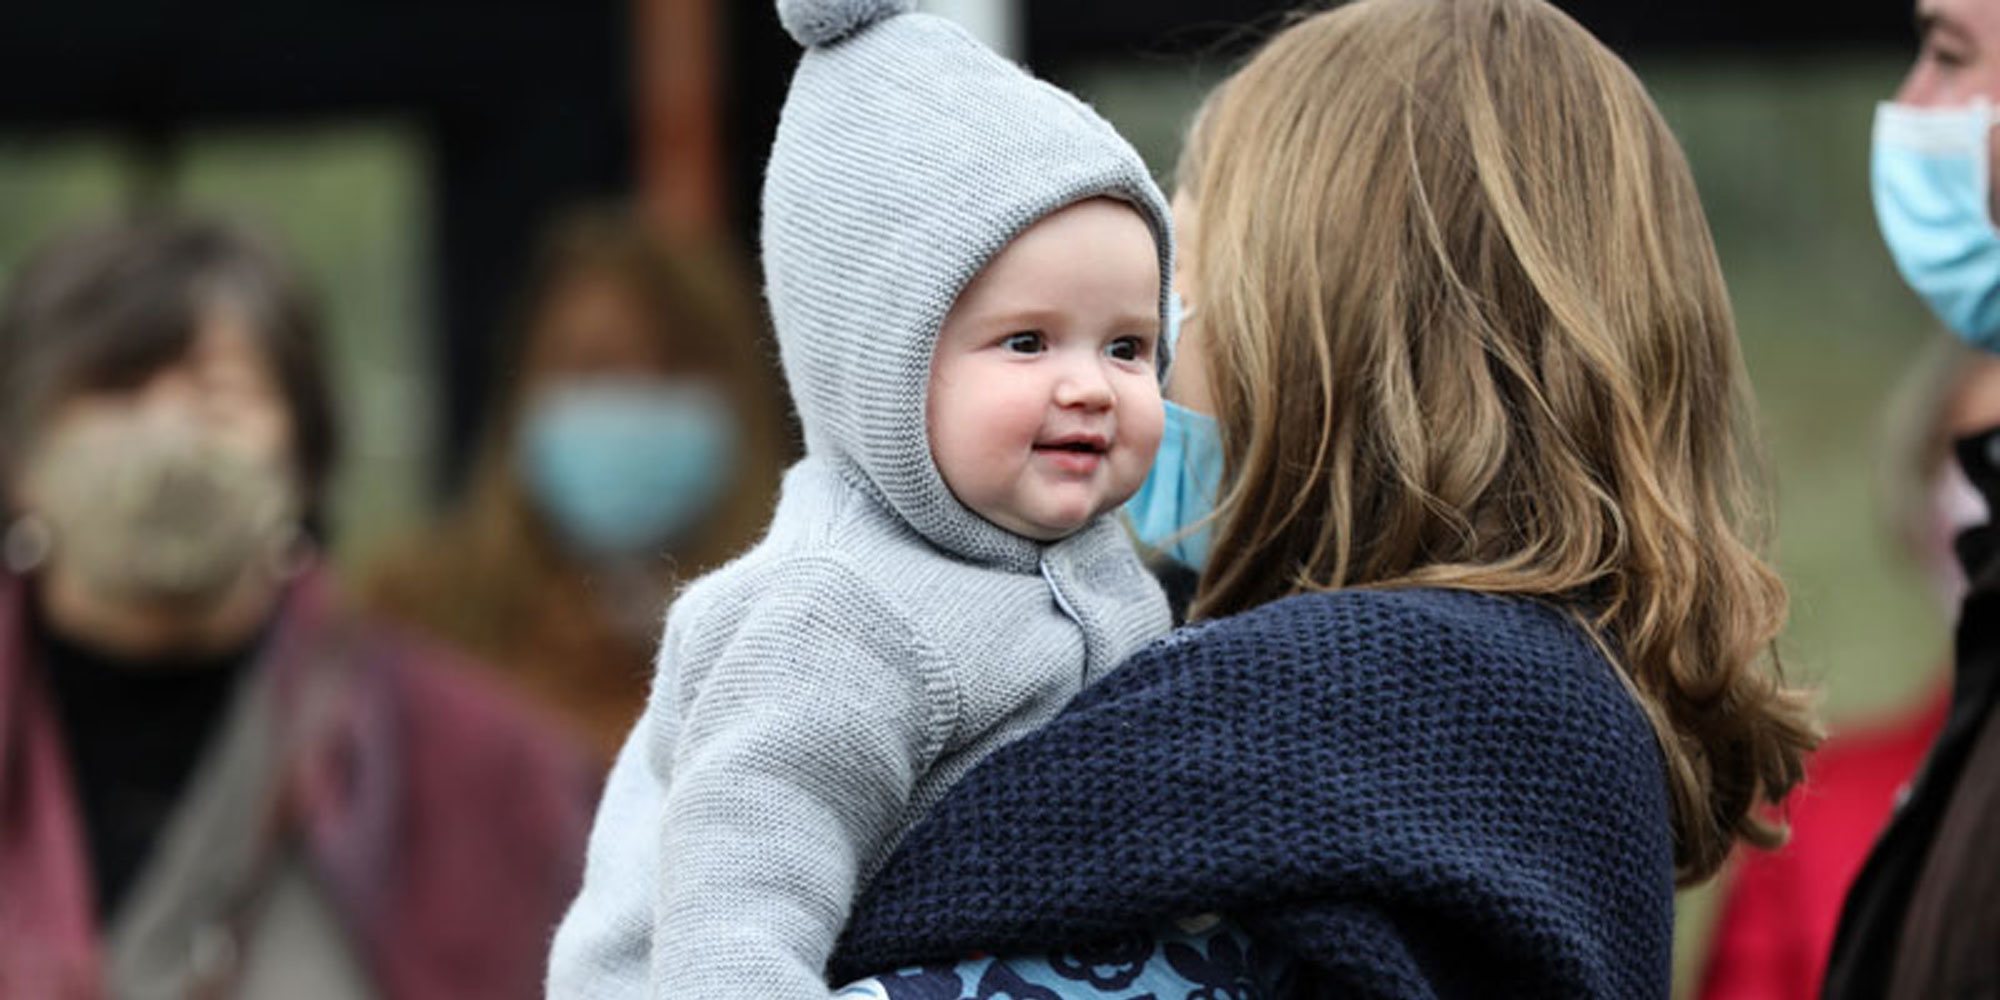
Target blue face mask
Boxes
[518,378,739,559]
[1124,395,1224,571]
[1872,99,2000,347]
[1127,291,1225,569]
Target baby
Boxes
[544,0,1175,996]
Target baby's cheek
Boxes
[1127,392,1167,461]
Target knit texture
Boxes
[547,457,1170,1000]
[777,0,914,46]
[547,3,1175,994]
[830,588,1676,999]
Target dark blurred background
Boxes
[0,2,1942,989]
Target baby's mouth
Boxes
[1033,434,1110,456]
[1032,434,1111,474]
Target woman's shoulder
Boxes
[1120,587,1644,742]
[837,586,1675,985]
[1170,586,1599,672]
[1213,584,1560,626]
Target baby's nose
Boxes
[1053,362,1115,409]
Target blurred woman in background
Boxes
[365,209,789,762]
[0,216,596,999]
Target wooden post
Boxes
[635,0,724,235]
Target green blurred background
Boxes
[0,49,1948,995]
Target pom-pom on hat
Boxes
[761,0,1173,571]
[776,0,916,46]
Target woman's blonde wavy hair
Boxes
[1178,0,1818,884]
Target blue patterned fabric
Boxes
[829,588,1677,998]
[835,915,1294,999]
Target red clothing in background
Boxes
[1696,684,1950,1000]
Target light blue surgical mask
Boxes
[1124,398,1224,571]
[1872,99,2000,347]
[518,377,739,559]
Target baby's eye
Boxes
[1106,336,1148,362]
[1003,332,1045,354]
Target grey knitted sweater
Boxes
[545,1,1175,997]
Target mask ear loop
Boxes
[1162,292,1195,382]
[3,515,53,575]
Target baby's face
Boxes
[928,198,1164,541]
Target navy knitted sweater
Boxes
[829,588,1674,998]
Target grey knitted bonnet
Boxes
[762,0,1173,570]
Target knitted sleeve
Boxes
[830,588,1675,998]
[653,556,957,999]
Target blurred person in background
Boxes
[0,216,596,999]
[1699,339,2000,1000]
[1828,0,2000,992]
[364,209,788,762]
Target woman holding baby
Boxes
[828,0,1818,995]
[548,0,1817,995]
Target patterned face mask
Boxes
[19,410,300,608]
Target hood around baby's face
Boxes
[759,12,1173,570]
